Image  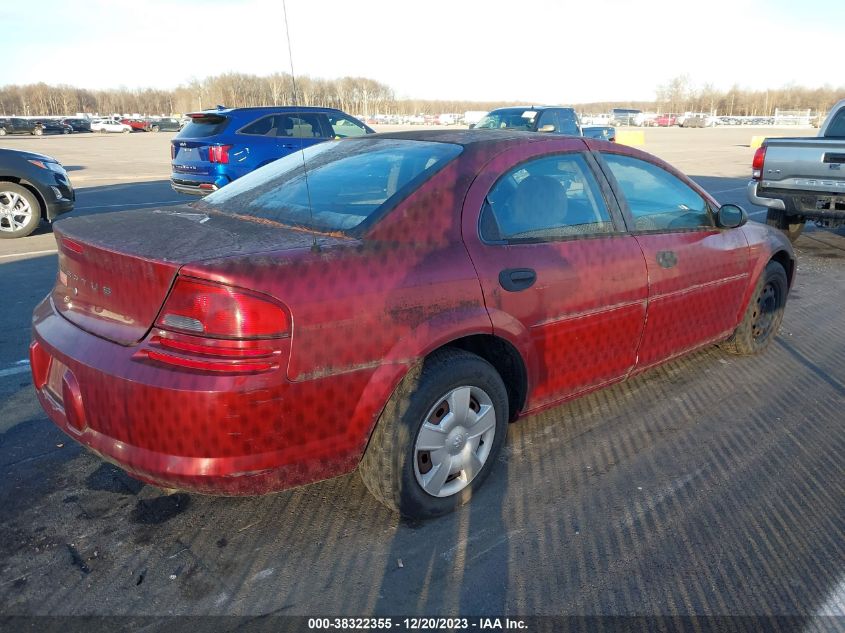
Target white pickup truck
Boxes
[747,98,845,241]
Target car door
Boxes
[462,139,649,411]
[594,149,751,369]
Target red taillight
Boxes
[62,238,84,254]
[155,277,288,339]
[208,144,232,164]
[752,146,766,180]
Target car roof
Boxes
[364,128,585,148]
[488,105,574,112]
[191,105,347,115]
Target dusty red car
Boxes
[31,131,794,518]
[656,114,678,127]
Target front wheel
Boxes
[722,261,788,355]
[33,128,43,136]
[359,348,509,519]
[151,125,160,133]
[0,183,41,238]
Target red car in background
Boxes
[31,131,795,518]
[120,118,150,132]
[656,114,678,127]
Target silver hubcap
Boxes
[414,385,496,498]
[0,192,33,233]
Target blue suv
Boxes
[170,106,374,195]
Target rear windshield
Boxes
[197,139,462,233]
[177,114,229,138]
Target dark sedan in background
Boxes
[0,147,74,238]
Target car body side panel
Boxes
[460,138,650,410]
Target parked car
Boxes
[170,106,374,195]
[36,120,73,135]
[61,118,92,133]
[121,118,150,132]
[610,108,641,126]
[747,98,845,241]
[32,130,794,518]
[0,117,45,136]
[655,114,678,127]
[0,147,74,238]
[475,106,582,134]
[474,106,615,143]
[90,119,132,133]
[148,117,183,132]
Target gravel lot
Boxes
[1,126,843,623]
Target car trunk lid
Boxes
[51,206,334,345]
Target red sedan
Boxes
[656,114,678,127]
[31,131,795,518]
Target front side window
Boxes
[198,139,462,233]
[601,154,713,231]
[480,153,616,241]
[328,114,368,138]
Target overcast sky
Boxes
[1,0,842,103]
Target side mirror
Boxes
[537,124,555,133]
[717,203,748,229]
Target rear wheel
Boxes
[722,261,788,355]
[0,183,41,239]
[151,125,160,133]
[766,208,805,242]
[99,128,107,134]
[0,128,7,136]
[33,127,43,136]
[359,348,509,519]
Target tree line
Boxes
[0,73,842,118]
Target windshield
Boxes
[475,109,539,131]
[197,138,463,233]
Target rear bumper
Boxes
[748,180,845,220]
[170,173,231,196]
[747,180,786,210]
[31,296,372,495]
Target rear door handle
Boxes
[499,268,536,292]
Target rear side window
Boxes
[602,154,712,231]
[199,139,462,233]
[481,153,616,241]
[239,113,330,138]
[825,109,845,138]
[177,114,229,138]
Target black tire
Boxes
[359,348,509,519]
[33,127,43,136]
[0,183,41,239]
[0,128,6,136]
[722,261,788,355]
[151,125,160,133]
[766,208,805,242]
[99,128,107,134]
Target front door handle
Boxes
[499,268,537,292]
[656,251,678,269]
